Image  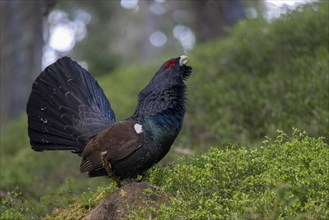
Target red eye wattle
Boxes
[166,60,176,69]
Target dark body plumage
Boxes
[27,56,192,180]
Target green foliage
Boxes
[0,116,29,156]
[0,188,36,220]
[128,130,329,219]
[181,2,329,148]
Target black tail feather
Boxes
[27,57,115,153]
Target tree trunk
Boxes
[0,0,43,131]
[189,0,245,42]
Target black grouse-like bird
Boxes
[26,55,192,187]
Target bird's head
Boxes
[134,55,192,117]
[151,55,192,85]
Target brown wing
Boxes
[80,120,143,173]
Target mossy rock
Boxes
[83,182,167,220]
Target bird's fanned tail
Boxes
[26,57,115,154]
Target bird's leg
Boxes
[101,151,121,188]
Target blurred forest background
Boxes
[1,0,328,219]
[0,0,314,130]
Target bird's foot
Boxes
[101,151,121,188]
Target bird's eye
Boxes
[166,60,176,69]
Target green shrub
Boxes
[0,188,36,220]
[128,130,329,219]
[181,2,329,148]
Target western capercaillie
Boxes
[26,56,192,187]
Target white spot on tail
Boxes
[40,118,48,124]
[134,123,143,134]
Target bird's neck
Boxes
[132,84,187,146]
[139,106,185,147]
[133,84,186,116]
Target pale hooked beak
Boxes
[179,55,189,66]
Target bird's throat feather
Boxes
[140,108,184,146]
